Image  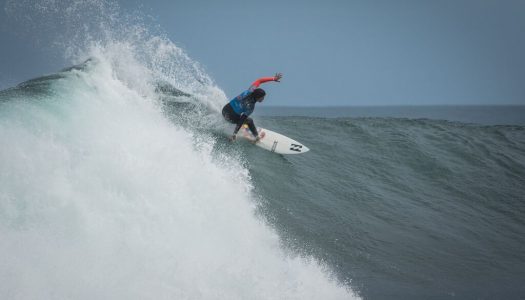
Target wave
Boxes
[0,1,357,299]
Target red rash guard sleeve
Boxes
[250,77,276,88]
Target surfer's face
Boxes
[256,96,265,102]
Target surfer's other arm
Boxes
[233,113,257,137]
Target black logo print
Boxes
[290,144,303,152]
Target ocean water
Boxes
[1,1,525,299]
[247,114,525,299]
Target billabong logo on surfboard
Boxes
[289,144,303,152]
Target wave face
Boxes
[247,116,525,299]
[0,1,355,299]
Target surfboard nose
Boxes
[301,146,310,153]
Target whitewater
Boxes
[0,1,356,299]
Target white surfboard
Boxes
[238,125,309,155]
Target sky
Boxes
[1,0,524,106]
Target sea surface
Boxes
[1,1,525,299]
[259,105,525,126]
[254,107,525,299]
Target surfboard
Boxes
[238,125,310,155]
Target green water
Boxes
[245,115,525,299]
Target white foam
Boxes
[1,0,359,297]
[0,48,357,299]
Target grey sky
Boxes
[1,0,525,105]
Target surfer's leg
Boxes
[246,117,258,137]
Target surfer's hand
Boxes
[229,134,237,142]
[274,73,282,82]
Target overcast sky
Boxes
[1,0,524,106]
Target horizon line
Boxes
[261,104,525,108]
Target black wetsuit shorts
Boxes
[222,103,258,137]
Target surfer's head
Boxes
[253,88,266,102]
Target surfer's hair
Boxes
[253,88,266,99]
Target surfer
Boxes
[222,73,282,142]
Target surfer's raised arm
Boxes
[222,73,283,142]
[249,73,282,91]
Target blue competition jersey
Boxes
[227,76,276,116]
[229,87,256,116]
